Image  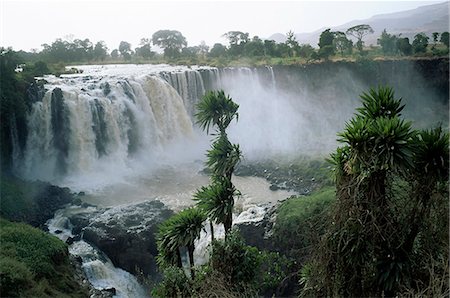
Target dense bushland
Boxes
[0,218,88,297]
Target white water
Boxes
[47,209,149,297]
[27,64,302,297]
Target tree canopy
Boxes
[152,30,187,58]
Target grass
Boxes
[0,218,88,297]
[272,186,335,260]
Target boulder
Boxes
[70,200,173,278]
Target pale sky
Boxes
[0,0,444,52]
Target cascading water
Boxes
[17,62,446,297]
[47,209,149,297]
[19,66,195,188]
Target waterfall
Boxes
[47,209,149,298]
[9,113,22,171]
[160,70,205,119]
[19,70,193,184]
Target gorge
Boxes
[6,58,449,295]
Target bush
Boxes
[273,187,335,259]
[210,230,261,290]
[152,266,191,297]
[0,218,68,278]
[0,256,34,297]
[0,218,88,297]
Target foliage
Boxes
[346,24,374,54]
[0,48,32,171]
[195,90,241,236]
[333,31,353,57]
[194,180,238,231]
[412,33,429,54]
[302,86,449,297]
[152,30,187,58]
[273,187,335,259]
[195,90,239,134]
[156,207,206,275]
[151,266,191,298]
[209,230,261,289]
[440,31,449,48]
[377,29,398,55]
[318,29,335,60]
[0,218,88,297]
[397,37,413,56]
[118,41,132,60]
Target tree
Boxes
[194,90,241,237]
[334,31,353,57]
[93,41,108,61]
[243,36,265,57]
[181,46,200,58]
[223,31,249,57]
[377,29,398,55]
[209,43,227,58]
[156,207,206,278]
[432,32,440,50]
[118,41,132,60]
[440,31,449,48]
[198,41,209,58]
[396,37,412,56]
[263,40,277,57]
[318,29,335,60]
[110,49,119,59]
[285,30,299,57]
[303,86,449,297]
[412,33,429,54]
[152,30,187,59]
[135,38,154,59]
[298,44,315,59]
[346,24,374,54]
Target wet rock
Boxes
[269,184,279,191]
[237,204,278,251]
[69,200,173,279]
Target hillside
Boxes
[269,2,449,46]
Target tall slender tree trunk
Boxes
[210,220,215,242]
[188,244,195,279]
[176,248,182,268]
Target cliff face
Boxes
[270,58,448,128]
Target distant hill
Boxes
[268,2,449,47]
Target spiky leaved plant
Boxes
[156,207,206,278]
[194,90,241,238]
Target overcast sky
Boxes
[0,0,444,52]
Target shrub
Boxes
[273,187,335,259]
[0,256,34,297]
[151,266,191,298]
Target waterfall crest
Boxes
[20,69,195,183]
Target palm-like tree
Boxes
[194,177,240,235]
[156,207,206,278]
[195,90,239,134]
[195,90,241,238]
[206,134,242,180]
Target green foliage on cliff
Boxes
[0,218,88,297]
[0,174,73,227]
[302,86,449,297]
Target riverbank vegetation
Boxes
[153,86,448,297]
[2,27,449,71]
[0,218,89,297]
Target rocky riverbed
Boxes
[235,158,332,194]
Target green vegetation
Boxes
[3,27,448,71]
[0,174,73,227]
[0,218,88,297]
[156,207,206,277]
[301,86,449,297]
[194,90,241,236]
